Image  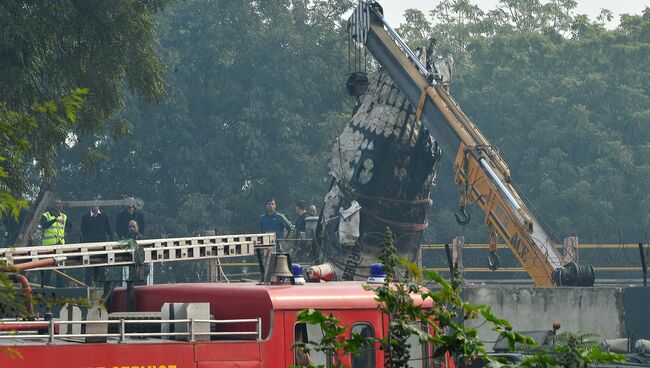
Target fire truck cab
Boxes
[1,281,445,368]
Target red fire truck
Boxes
[1,281,451,368]
[0,234,452,368]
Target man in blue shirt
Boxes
[260,198,293,239]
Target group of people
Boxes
[40,196,145,246]
[42,196,317,245]
[259,198,318,239]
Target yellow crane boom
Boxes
[347,2,594,286]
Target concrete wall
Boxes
[463,286,626,348]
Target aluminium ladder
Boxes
[0,233,276,270]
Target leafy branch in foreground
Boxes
[291,227,626,367]
[291,308,378,368]
[0,88,88,218]
[292,227,534,368]
[292,229,624,368]
[376,227,534,366]
[0,90,89,321]
[513,332,626,368]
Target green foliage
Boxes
[0,0,170,323]
[55,0,353,243]
[515,332,626,368]
[122,238,144,265]
[0,269,92,320]
[408,3,650,244]
[44,0,649,253]
[421,271,535,361]
[0,1,170,111]
[0,94,94,322]
[378,227,399,282]
[294,231,534,367]
[0,0,172,207]
[375,228,423,367]
[0,89,87,219]
[293,242,623,368]
[396,9,433,50]
[291,309,376,368]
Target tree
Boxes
[450,8,650,242]
[0,0,174,322]
[55,0,354,240]
[0,1,173,200]
[0,95,88,327]
[397,9,433,50]
[0,90,87,219]
[394,2,650,245]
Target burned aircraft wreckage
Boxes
[313,65,444,280]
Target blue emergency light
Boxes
[367,263,386,284]
[292,263,305,284]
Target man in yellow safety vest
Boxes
[39,199,73,287]
[40,199,72,245]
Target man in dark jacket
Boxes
[293,200,308,237]
[116,196,145,239]
[80,205,113,243]
[127,220,143,240]
[81,203,115,285]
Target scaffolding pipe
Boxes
[7,273,35,317]
[0,257,58,272]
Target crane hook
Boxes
[454,206,470,225]
[487,251,501,271]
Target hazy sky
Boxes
[381,0,649,29]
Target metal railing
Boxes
[0,317,263,343]
[424,267,645,273]
[421,242,648,284]
[421,243,645,249]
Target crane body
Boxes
[348,2,594,286]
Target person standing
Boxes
[125,220,148,285]
[116,195,145,239]
[81,203,114,285]
[80,204,113,243]
[40,199,72,287]
[293,201,308,238]
[308,204,318,217]
[127,220,143,240]
[260,198,292,239]
[41,199,72,245]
